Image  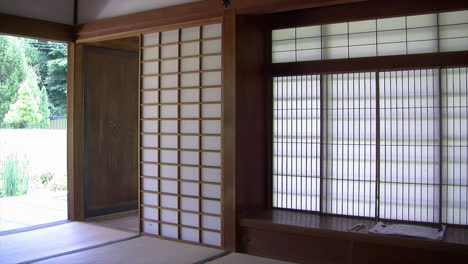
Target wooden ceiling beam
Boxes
[0,13,75,43]
[75,0,364,42]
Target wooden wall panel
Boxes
[235,16,269,217]
[83,46,139,217]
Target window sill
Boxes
[239,209,468,250]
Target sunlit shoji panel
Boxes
[273,75,321,211]
[441,67,468,225]
[323,73,377,217]
[140,23,222,247]
[379,69,440,223]
[272,9,468,63]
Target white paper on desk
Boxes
[368,221,446,240]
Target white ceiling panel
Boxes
[78,0,203,24]
[0,0,74,25]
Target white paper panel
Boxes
[161,194,178,209]
[181,89,199,103]
[143,221,158,235]
[202,184,221,199]
[182,227,199,242]
[377,17,405,31]
[161,165,178,179]
[181,57,200,72]
[142,91,158,104]
[161,105,178,118]
[181,120,200,133]
[202,39,221,54]
[202,152,221,167]
[181,104,200,118]
[181,182,199,196]
[202,136,221,150]
[143,33,159,46]
[272,51,295,63]
[272,28,295,41]
[143,62,158,75]
[143,178,158,192]
[161,209,178,223]
[181,136,199,149]
[181,197,199,212]
[202,104,221,118]
[202,231,221,246]
[202,88,221,102]
[181,73,200,87]
[161,179,178,194]
[160,90,178,103]
[143,193,158,207]
[378,42,407,56]
[202,215,221,230]
[202,71,221,86]
[161,224,178,239]
[202,168,221,183]
[182,27,200,41]
[142,106,158,118]
[142,164,158,177]
[439,10,468,25]
[440,38,468,52]
[181,151,199,165]
[160,120,178,133]
[142,207,158,219]
[160,135,178,149]
[160,74,178,88]
[161,30,179,44]
[202,200,221,215]
[142,76,158,89]
[142,135,158,148]
[203,24,222,39]
[142,149,158,162]
[297,25,321,38]
[202,55,221,70]
[181,212,199,227]
[181,42,200,56]
[143,47,158,60]
[202,120,221,134]
[161,59,178,73]
[142,120,158,133]
[181,166,199,181]
[160,150,178,164]
[161,44,179,58]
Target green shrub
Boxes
[39,172,54,186]
[2,155,29,196]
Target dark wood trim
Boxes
[75,0,362,42]
[66,43,75,221]
[272,51,468,76]
[73,0,78,26]
[222,8,237,252]
[68,43,85,220]
[268,0,468,29]
[231,0,365,14]
[0,13,74,42]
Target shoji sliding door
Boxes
[139,23,223,247]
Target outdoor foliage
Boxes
[0,35,67,127]
[1,155,29,197]
[0,36,26,124]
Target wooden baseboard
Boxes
[85,209,138,222]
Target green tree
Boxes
[0,36,27,125]
[45,55,67,116]
[38,86,51,128]
[3,81,42,128]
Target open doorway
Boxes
[81,37,140,233]
[0,35,68,232]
